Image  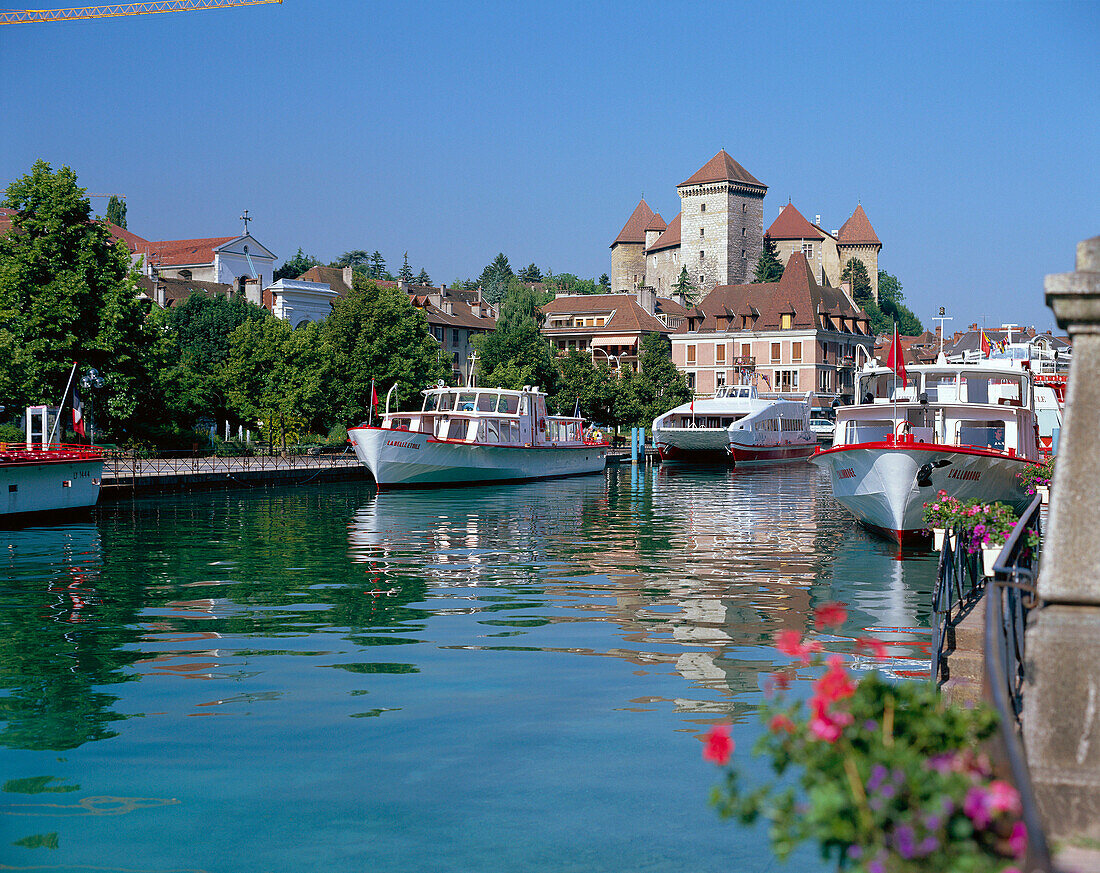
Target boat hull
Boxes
[811,442,1034,542]
[0,455,104,519]
[728,436,817,465]
[653,427,732,463]
[348,427,608,488]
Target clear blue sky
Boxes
[2,0,1097,334]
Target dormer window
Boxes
[781,313,793,330]
[178,269,192,280]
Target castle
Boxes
[610,150,882,301]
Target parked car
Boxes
[809,417,835,441]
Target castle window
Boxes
[802,243,814,258]
[700,275,704,284]
[701,203,706,212]
[742,249,746,259]
[700,228,704,237]
[699,250,705,260]
[742,204,747,213]
[742,228,746,236]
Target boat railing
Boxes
[985,494,1052,871]
[0,442,105,460]
[931,529,984,684]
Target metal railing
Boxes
[931,530,984,683]
[101,447,361,483]
[985,493,1051,871]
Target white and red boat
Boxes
[347,384,608,489]
[811,357,1040,543]
[652,384,815,464]
[1,443,104,522]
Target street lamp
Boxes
[592,347,620,369]
[79,368,106,445]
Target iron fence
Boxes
[102,447,361,483]
[931,530,984,683]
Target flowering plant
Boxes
[1016,457,1054,495]
[964,502,1034,552]
[921,490,967,529]
[704,603,1028,872]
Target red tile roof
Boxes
[838,204,881,245]
[687,252,868,334]
[644,212,667,232]
[541,293,671,334]
[611,199,656,247]
[300,265,354,296]
[678,149,764,188]
[647,212,681,253]
[143,237,237,266]
[766,201,826,241]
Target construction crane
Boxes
[87,193,126,198]
[0,0,280,25]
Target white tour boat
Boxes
[347,384,608,489]
[1,443,104,522]
[652,384,816,464]
[811,359,1040,543]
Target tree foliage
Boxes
[478,253,514,305]
[398,252,414,283]
[674,266,697,301]
[753,234,784,284]
[105,195,126,229]
[841,257,872,305]
[518,263,543,283]
[415,268,432,287]
[274,247,322,281]
[473,283,557,392]
[633,332,692,425]
[0,160,161,439]
[877,270,923,335]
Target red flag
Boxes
[887,324,907,384]
[371,381,378,412]
[72,384,86,439]
[980,330,992,356]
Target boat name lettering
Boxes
[948,468,981,481]
[385,440,421,450]
[837,467,856,479]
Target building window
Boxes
[742,203,747,213]
[771,342,781,363]
[742,249,746,259]
[802,243,814,258]
[792,341,802,362]
[452,328,459,345]
[700,275,705,284]
[775,370,798,391]
[700,228,705,237]
[716,344,726,364]
[701,203,706,212]
[742,228,746,236]
[687,344,696,364]
[715,371,726,388]
[781,313,793,330]
[699,250,705,260]
[686,371,696,390]
[741,343,752,360]
[819,370,831,392]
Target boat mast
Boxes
[47,361,79,446]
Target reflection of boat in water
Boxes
[348,384,607,489]
[652,384,815,464]
[812,359,1038,543]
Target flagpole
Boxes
[48,361,79,446]
[369,378,375,427]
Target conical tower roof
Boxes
[678,150,764,188]
[838,204,881,246]
[766,201,825,240]
[644,212,667,233]
[611,199,656,246]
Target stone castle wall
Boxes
[647,246,682,296]
[839,244,880,301]
[678,182,764,292]
[611,242,646,293]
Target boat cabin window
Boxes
[457,392,477,411]
[924,374,958,403]
[390,417,412,431]
[859,372,917,403]
[476,393,495,412]
[446,418,468,440]
[844,419,894,443]
[497,395,519,414]
[423,394,439,412]
[438,393,455,412]
[519,395,531,416]
[958,419,1007,450]
[506,420,520,443]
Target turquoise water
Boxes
[0,464,937,872]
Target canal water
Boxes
[0,464,937,872]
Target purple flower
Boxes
[846,844,863,860]
[894,824,916,859]
[964,786,992,829]
[880,783,896,799]
[917,835,940,856]
[923,813,942,830]
[864,719,879,732]
[867,763,888,793]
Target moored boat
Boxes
[652,384,815,464]
[347,384,608,489]
[0,443,105,522]
[811,356,1039,542]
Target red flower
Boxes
[769,713,796,734]
[856,636,888,658]
[703,723,734,765]
[814,602,848,630]
[814,655,856,705]
[775,630,822,665]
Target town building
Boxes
[541,292,682,372]
[671,252,874,400]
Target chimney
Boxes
[935,324,942,342]
[637,284,656,315]
[343,266,353,289]
[442,300,453,316]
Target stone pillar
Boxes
[1023,235,1100,842]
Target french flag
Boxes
[72,384,85,439]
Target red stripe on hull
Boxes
[729,444,817,464]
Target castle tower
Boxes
[677,150,767,292]
[610,199,655,292]
[837,204,882,301]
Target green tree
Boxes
[478,253,514,306]
[0,160,161,439]
[633,332,691,425]
[841,258,872,305]
[518,263,543,283]
[274,247,322,281]
[674,266,697,301]
[105,195,126,228]
[877,270,923,335]
[472,283,557,392]
[415,268,432,287]
[753,234,784,283]
[334,250,370,269]
[551,349,597,415]
[320,277,448,424]
[598,273,611,291]
[368,251,387,280]
[398,252,414,283]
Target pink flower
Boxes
[809,706,853,742]
[815,602,848,630]
[856,637,888,658]
[1009,821,1028,858]
[703,724,733,765]
[769,714,796,734]
[964,786,992,829]
[775,630,822,665]
[815,655,856,705]
[989,780,1022,815]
